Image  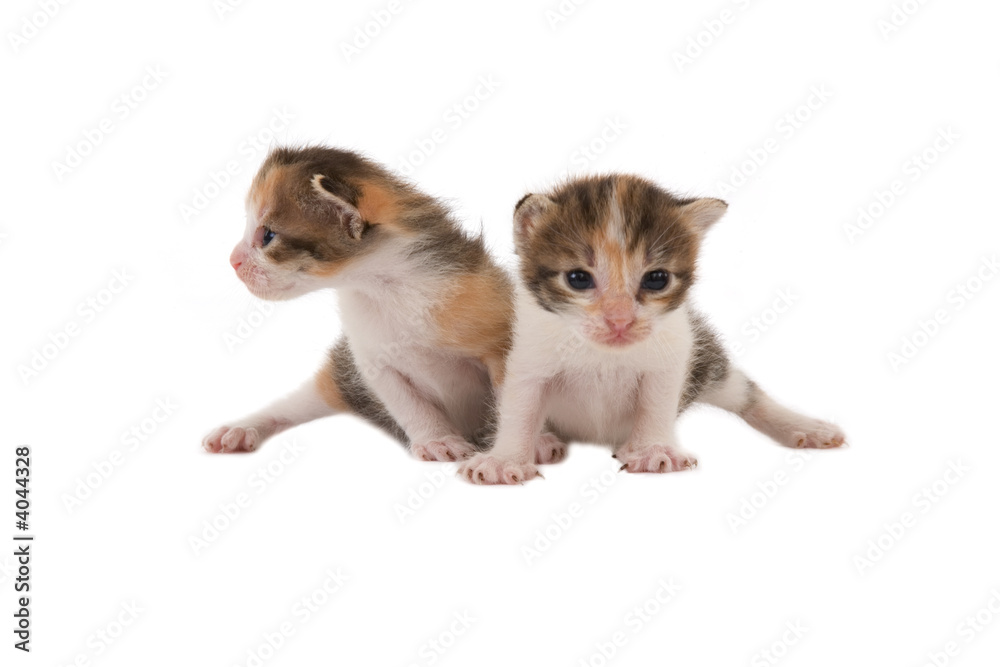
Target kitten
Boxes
[459,174,845,484]
[203,145,515,462]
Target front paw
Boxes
[410,435,477,462]
[617,445,697,473]
[788,419,846,449]
[459,454,539,485]
[535,432,568,465]
[203,424,266,453]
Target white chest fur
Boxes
[336,257,491,438]
[509,289,694,446]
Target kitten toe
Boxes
[618,446,697,474]
[411,436,476,462]
[202,426,228,453]
[535,432,568,465]
[204,425,262,453]
[459,454,539,485]
[789,420,846,449]
[223,426,258,452]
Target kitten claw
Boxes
[617,446,698,474]
[203,425,262,453]
[459,454,540,485]
[535,432,568,465]
[411,436,476,462]
[786,420,846,450]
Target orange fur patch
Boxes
[315,361,349,412]
[357,182,407,232]
[307,254,357,278]
[249,165,290,216]
[432,270,513,386]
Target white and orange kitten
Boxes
[203,146,515,462]
[460,174,845,484]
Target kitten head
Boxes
[513,174,726,348]
[230,146,398,300]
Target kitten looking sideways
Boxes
[460,174,845,485]
[203,146,515,462]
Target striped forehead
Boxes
[246,165,292,222]
[590,239,635,293]
[592,186,644,290]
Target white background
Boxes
[3,0,1000,665]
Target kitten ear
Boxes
[310,174,365,240]
[678,198,728,234]
[513,193,555,246]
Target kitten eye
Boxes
[641,270,669,291]
[262,228,276,247]
[566,270,595,290]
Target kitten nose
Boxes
[230,246,245,271]
[605,314,634,335]
[603,299,635,334]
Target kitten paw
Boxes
[411,436,476,462]
[203,425,265,453]
[459,454,539,485]
[617,446,698,474]
[788,420,846,449]
[535,432,568,465]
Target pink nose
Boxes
[230,246,245,271]
[605,314,634,335]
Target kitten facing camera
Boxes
[204,146,524,462]
[459,174,845,485]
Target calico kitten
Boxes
[203,145,515,462]
[459,174,845,484]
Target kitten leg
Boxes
[698,368,846,449]
[535,432,568,465]
[203,338,405,453]
[365,368,477,462]
[202,367,341,453]
[617,371,698,473]
[459,377,547,484]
